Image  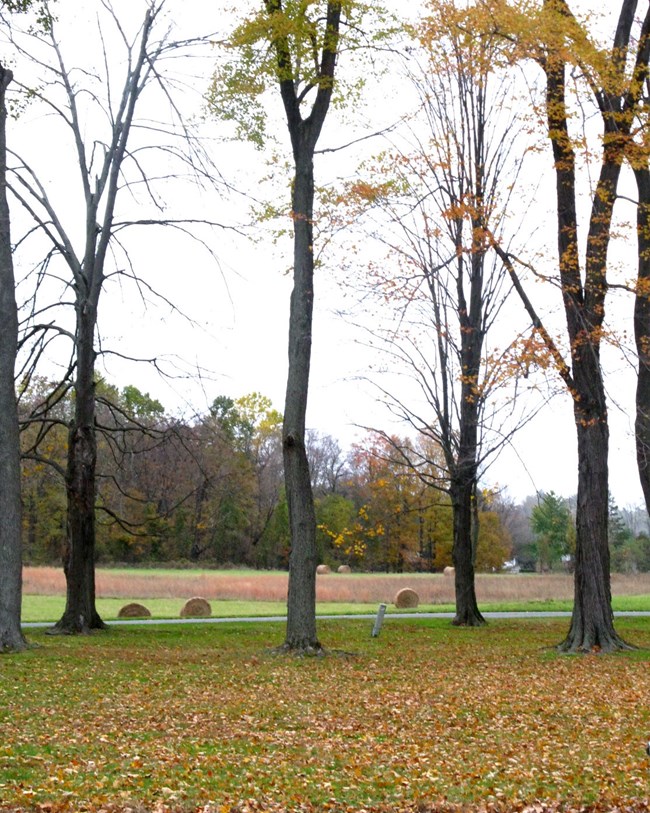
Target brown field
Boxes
[22,566,650,604]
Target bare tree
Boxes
[0,64,26,653]
[4,0,221,633]
[306,431,348,496]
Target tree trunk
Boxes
[50,304,106,634]
[281,148,320,653]
[0,65,26,653]
[559,396,631,651]
[633,167,650,515]
[450,240,486,627]
[450,477,485,627]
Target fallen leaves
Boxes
[1,619,650,813]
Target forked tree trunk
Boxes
[543,24,634,651]
[0,65,26,653]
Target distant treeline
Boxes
[20,378,650,573]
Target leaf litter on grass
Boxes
[2,619,650,813]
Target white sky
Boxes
[3,0,647,510]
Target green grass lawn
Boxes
[3,616,650,813]
[21,593,650,623]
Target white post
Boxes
[371,603,387,638]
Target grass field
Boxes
[2,617,650,813]
[21,566,650,622]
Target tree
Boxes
[491,0,650,651]
[474,507,513,572]
[342,433,454,572]
[209,392,284,558]
[5,1,218,633]
[490,491,537,570]
[210,0,384,651]
[530,491,572,571]
[19,379,68,564]
[340,0,537,623]
[0,63,26,653]
[266,0,341,652]
[315,492,357,565]
[307,431,349,497]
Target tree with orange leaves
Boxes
[338,0,540,623]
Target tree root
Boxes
[557,632,637,654]
[269,643,357,658]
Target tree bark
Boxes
[633,167,650,515]
[450,477,485,626]
[559,407,630,651]
[0,64,26,653]
[281,147,320,652]
[448,195,488,626]
[50,298,106,634]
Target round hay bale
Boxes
[443,566,455,577]
[180,596,212,618]
[394,587,419,609]
[316,564,331,575]
[337,565,352,574]
[117,602,151,619]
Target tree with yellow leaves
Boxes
[209,0,391,652]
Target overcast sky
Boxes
[3,0,646,510]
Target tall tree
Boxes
[494,0,650,650]
[0,64,26,653]
[210,0,386,651]
[266,0,341,652]
[633,165,650,514]
[6,0,218,633]
[339,0,536,624]
[539,0,646,651]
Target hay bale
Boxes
[394,587,419,609]
[180,596,212,618]
[443,566,455,577]
[337,565,352,574]
[316,564,331,575]
[117,602,151,619]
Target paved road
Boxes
[22,610,650,629]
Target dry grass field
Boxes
[22,566,650,605]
